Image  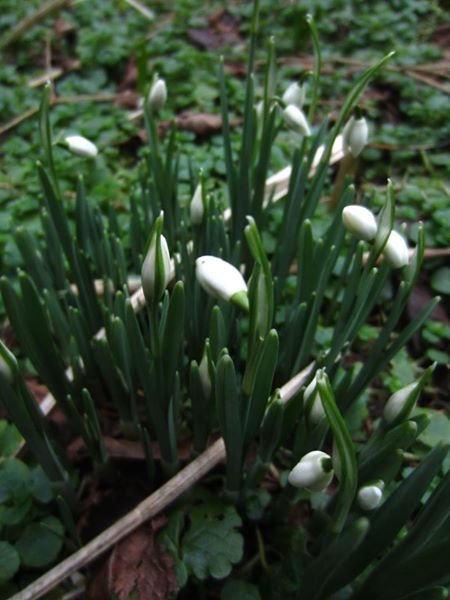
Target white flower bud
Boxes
[342,205,378,241]
[383,230,409,269]
[357,480,384,511]
[148,78,167,111]
[383,382,418,423]
[196,256,249,311]
[282,82,306,109]
[288,450,333,491]
[65,135,98,158]
[141,233,171,303]
[190,183,204,226]
[343,116,369,157]
[282,105,311,137]
[304,376,326,424]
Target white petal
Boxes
[65,135,98,158]
[190,184,204,225]
[383,382,417,422]
[357,485,383,511]
[282,105,311,137]
[149,78,167,111]
[288,450,333,491]
[282,82,305,108]
[383,230,409,269]
[342,205,377,241]
[196,256,247,302]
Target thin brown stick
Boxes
[0,0,71,50]
[0,93,129,137]
[10,438,226,600]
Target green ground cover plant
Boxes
[0,1,449,598]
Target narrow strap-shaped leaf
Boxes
[375,467,450,570]
[215,353,243,492]
[162,281,185,386]
[335,443,448,591]
[354,536,450,600]
[259,391,284,463]
[317,370,358,533]
[244,329,279,447]
[301,518,369,600]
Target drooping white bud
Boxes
[383,382,418,423]
[190,183,204,226]
[282,105,311,137]
[282,82,306,109]
[342,205,378,241]
[141,233,171,303]
[288,450,333,491]
[357,480,384,511]
[65,135,98,158]
[195,256,249,311]
[148,78,167,111]
[343,116,369,157]
[383,230,409,269]
[304,376,326,424]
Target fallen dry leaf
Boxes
[188,9,242,50]
[67,436,146,462]
[107,524,178,600]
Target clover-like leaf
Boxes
[0,542,20,585]
[182,502,243,580]
[15,516,64,568]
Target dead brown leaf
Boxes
[176,111,241,136]
[107,524,178,600]
[188,9,242,50]
[67,436,146,462]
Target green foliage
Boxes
[0,1,449,596]
[15,516,64,568]
[160,496,244,586]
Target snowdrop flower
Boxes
[343,116,369,157]
[64,135,98,158]
[141,233,171,304]
[357,480,384,511]
[304,375,326,424]
[288,450,334,491]
[190,183,204,226]
[383,382,418,423]
[342,205,378,241]
[282,105,311,137]
[148,78,167,111]
[196,256,249,311]
[282,82,306,109]
[383,230,409,269]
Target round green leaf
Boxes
[0,460,30,504]
[0,542,20,585]
[0,498,32,526]
[29,466,53,504]
[430,267,450,295]
[15,517,64,568]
